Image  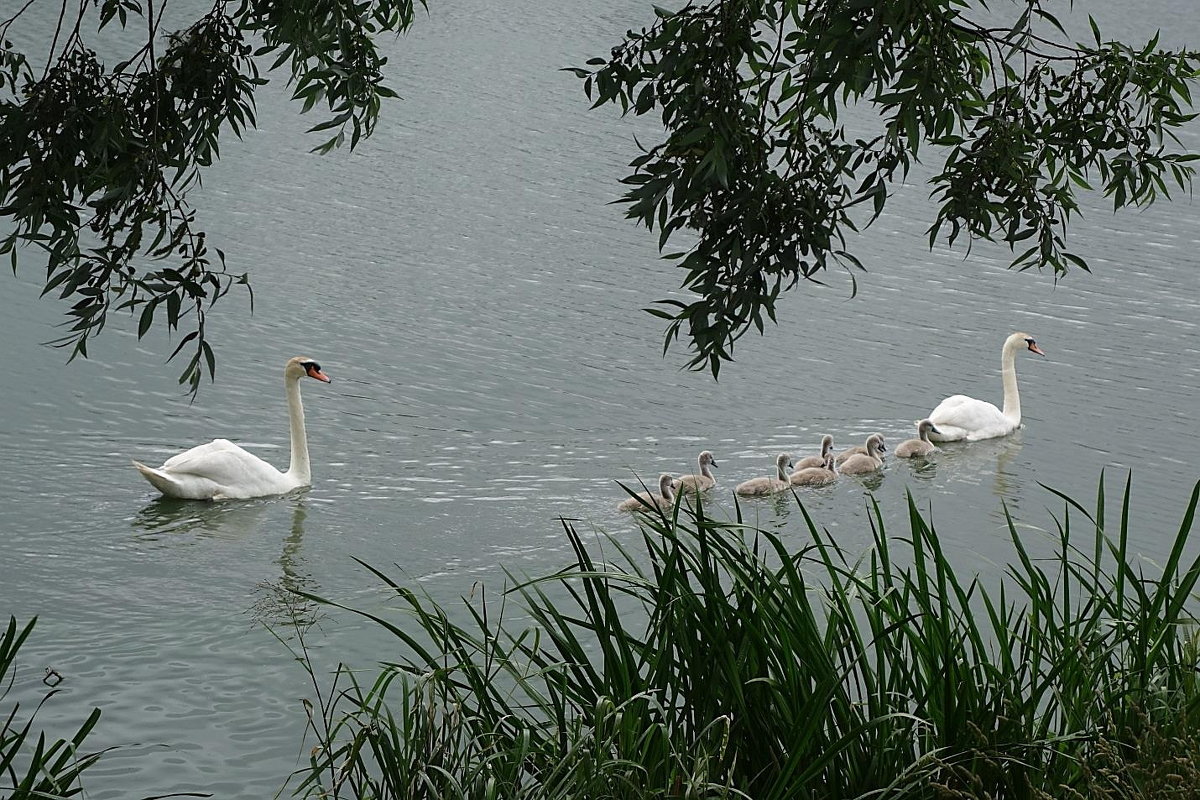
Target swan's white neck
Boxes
[698,458,714,479]
[1000,338,1022,422]
[285,374,311,484]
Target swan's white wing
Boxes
[152,439,294,499]
[161,438,243,469]
[928,395,1010,441]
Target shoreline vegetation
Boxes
[7,473,1200,798]
[288,472,1200,799]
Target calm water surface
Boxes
[2,1,1199,797]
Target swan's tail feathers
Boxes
[132,460,181,497]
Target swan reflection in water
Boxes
[924,432,1026,514]
[131,495,320,628]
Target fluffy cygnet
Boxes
[789,453,837,487]
[735,453,794,497]
[838,434,887,475]
[674,450,718,494]
[895,420,940,459]
[792,435,834,471]
[618,473,677,512]
[834,433,885,467]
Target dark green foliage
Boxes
[0,0,424,392]
[1,617,102,798]
[571,1,1200,376]
[289,475,1200,798]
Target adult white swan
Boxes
[132,357,332,500]
[928,332,1045,442]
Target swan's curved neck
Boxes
[776,460,789,481]
[699,458,714,479]
[285,375,310,482]
[1000,339,1022,421]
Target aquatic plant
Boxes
[1,617,103,798]
[290,474,1200,798]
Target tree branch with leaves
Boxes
[0,0,423,392]
[572,0,1200,376]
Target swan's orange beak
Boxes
[307,365,332,383]
[1029,343,1046,356]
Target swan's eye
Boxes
[1025,339,1035,348]
[303,361,321,372]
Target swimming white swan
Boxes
[793,435,834,471]
[674,450,718,494]
[618,473,677,512]
[789,453,837,486]
[895,419,940,459]
[735,453,794,497]
[928,332,1045,442]
[839,434,886,475]
[132,357,332,500]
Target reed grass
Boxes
[291,473,1200,799]
[1,617,103,799]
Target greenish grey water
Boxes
[2,1,1199,797]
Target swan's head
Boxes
[1008,332,1046,357]
[824,453,836,471]
[658,473,676,495]
[698,450,718,469]
[777,453,794,471]
[286,356,332,383]
[917,419,939,436]
[820,434,834,454]
[867,433,886,454]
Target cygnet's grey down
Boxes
[895,420,940,459]
[789,453,837,487]
[834,433,885,467]
[838,434,887,475]
[735,453,794,497]
[792,435,834,471]
[674,450,718,494]
[618,473,677,512]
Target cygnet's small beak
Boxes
[711,460,719,469]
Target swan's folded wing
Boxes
[161,441,284,489]
[161,439,243,470]
[928,396,1008,440]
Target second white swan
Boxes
[928,332,1045,442]
[132,356,332,500]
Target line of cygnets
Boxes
[618,331,1047,512]
[616,423,936,512]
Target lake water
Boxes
[2,1,1199,797]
